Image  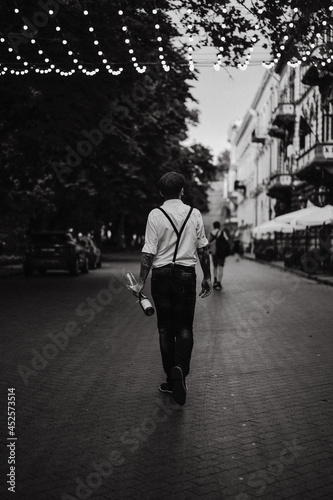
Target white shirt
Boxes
[142,199,208,268]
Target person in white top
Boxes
[132,172,212,405]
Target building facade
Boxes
[229,57,333,248]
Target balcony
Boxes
[267,124,286,139]
[272,103,295,128]
[266,174,293,199]
[251,129,266,144]
[296,143,333,182]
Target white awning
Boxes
[252,220,294,238]
[294,205,333,227]
[274,205,321,225]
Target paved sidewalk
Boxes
[243,253,333,287]
[1,257,333,499]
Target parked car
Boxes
[23,231,89,276]
[79,236,102,269]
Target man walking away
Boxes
[132,172,212,406]
[209,221,230,291]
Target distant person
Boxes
[209,221,230,290]
[132,172,212,405]
[233,229,243,261]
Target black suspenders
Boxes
[157,207,194,264]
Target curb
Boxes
[0,253,141,278]
[243,254,333,287]
[0,266,23,279]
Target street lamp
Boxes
[318,185,328,207]
[298,193,307,209]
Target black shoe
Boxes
[171,366,187,405]
[159,383,173,394]
[213,281,218,289]
[216,282,222,290]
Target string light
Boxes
[185,9,195,72]
[117,8,145,73]
[152,8,170,71]
[50,18,93,75]
[81,6,123,75]
[1,2,333,77]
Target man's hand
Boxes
[131,280,145,298]
[199,278,212,298]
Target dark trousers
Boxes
[151,265,196,385]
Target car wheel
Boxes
[81,256,89,274]
[70,258,80,276]
[97,259,102,268]
[23,265,33,276]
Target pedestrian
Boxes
[132,172,212,406]
[209,221,230,290]
[233,229,243,262]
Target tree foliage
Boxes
[0,0,332,244]
[216,149,231,179]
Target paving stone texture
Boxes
[1,255,333,500]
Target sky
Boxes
[184,52,267,161]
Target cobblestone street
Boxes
[1,255,333,499]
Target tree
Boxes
[0,1,217,245]
[216,149,231,179]
[1,0,331,244]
